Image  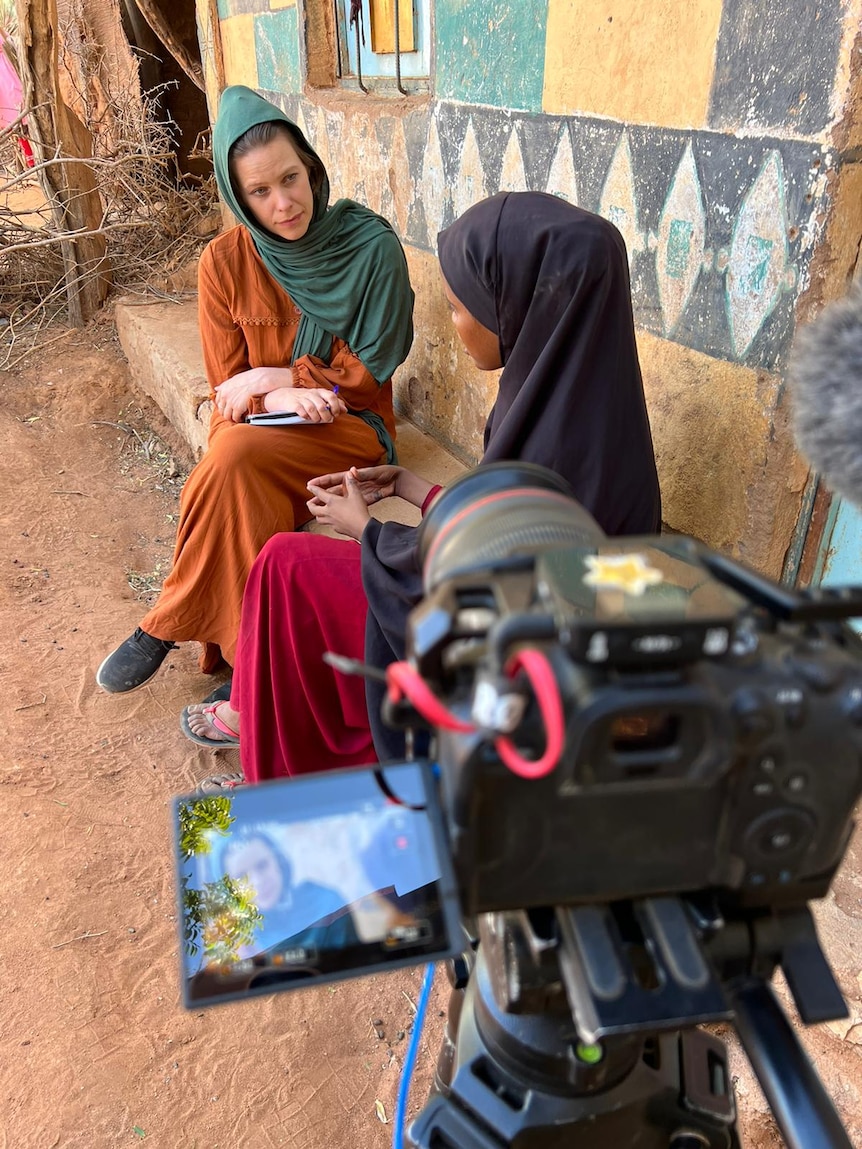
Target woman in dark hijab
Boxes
[441,191,659,534]
[183,191,660,784]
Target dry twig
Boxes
[51,930,108,949]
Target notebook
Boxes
[246,411,317,426]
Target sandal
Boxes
[180,701,241,749]
[194,771,245,795]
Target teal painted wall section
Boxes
[255,8,301,95]
[435,0,547,112]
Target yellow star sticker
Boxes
[583,552,664,596]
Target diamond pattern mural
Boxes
[599,131,647,274]
[725,151,797,358]
[264,90,827,373]
[656,142,708,337]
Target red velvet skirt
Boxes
[232,532,377,782]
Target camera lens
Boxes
[418,462,604,593]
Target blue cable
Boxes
[393,962,437,1149]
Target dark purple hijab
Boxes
[362,191,661,756]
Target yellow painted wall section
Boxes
[221,14,259,88]
[637,331,807,576]
[543,0,724,128]
[269,0,296,9]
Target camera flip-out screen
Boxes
[174,762,461,1007]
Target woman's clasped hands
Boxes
[306,465,402,540]
[214,365,348,424]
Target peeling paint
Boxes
[498,127,528,194]
[220,14,258,87]
[545,126,578,204]
[420,117,448,243]
[452,119,488,220]
[725,151,796,357]
[436,0,547,112]
[599,131,646,271]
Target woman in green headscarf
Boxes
[97,85,414,695]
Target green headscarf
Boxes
[212,85,414,387]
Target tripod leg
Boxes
[429,983,465,1099]
[729,978,853,1149]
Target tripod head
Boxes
[406,898,852,1148]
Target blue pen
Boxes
[326,385,339,412]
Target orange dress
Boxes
[141,226,397,670]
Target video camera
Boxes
[404,462,862,916]
[175,462,862,1147]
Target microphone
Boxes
[789,283,862,505]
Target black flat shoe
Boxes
[201,678,232,705]
[96,628,176,693]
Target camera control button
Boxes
[744,808,815,860]
[784,772,808,795]
[775,686,806,728]
[789,657,843,693]
[841,686,862,725]
[756,752,780,774]
[751,780,775,797]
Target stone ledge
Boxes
[113,297,467,530]
[115,298,213,460]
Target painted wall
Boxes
[197,0,862,577]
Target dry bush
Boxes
[84,85,219,295]
[0,17,218,369]
[0,123,64,338]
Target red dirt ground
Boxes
[1,320,860,1147]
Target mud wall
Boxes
[199,0,862,576]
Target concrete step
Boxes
[113,297,467,531]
